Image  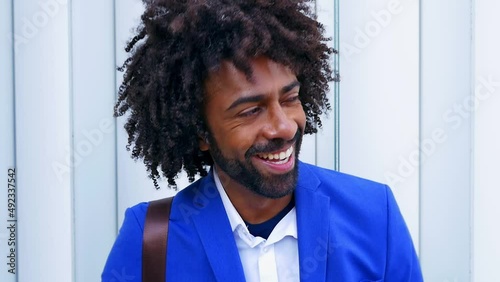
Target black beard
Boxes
[207,130,303,199]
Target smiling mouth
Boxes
[256,146,294,164]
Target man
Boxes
[103,0,423,281]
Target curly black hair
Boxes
[114,0,337,189]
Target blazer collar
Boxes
[295,162,331,282]
[190,171,247,282]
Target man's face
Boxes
[200,57,306,199]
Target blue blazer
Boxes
[102,162,422,281]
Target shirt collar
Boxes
[213,168,247,233]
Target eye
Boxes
[282,94,301,104]
[238,106,262,117]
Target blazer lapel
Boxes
[190,175,246,282]
[296,163,331,282]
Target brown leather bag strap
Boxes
[142,196,174,282]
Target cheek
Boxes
[291,106,307,131]
[209,127,257,158]
[299,109,307,126]
[229,132,257,156]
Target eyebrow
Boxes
[226,80,301,111]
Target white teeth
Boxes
[258,146,294,161]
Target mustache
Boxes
[245,129,302,158]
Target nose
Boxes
[261,104,297,141]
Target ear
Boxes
[198,133,210,151]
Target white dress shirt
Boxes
[213,169,300,282]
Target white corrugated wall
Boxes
[0,0,498,281]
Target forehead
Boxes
[203,57,296,101]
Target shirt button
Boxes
[263,247,269,253]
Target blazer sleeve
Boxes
[101,206,146,282]
[384,186,424,281]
